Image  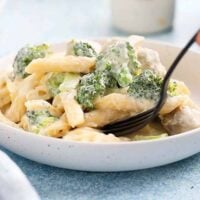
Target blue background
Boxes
[0,0,200,199]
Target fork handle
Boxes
[154,28,200,114]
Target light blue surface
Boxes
[0,0,200,199]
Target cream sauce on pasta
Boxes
[0,36,199,142]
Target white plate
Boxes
[0,40,200,172]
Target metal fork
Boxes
[102,29,200,136]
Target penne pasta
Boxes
[42,117,70,137]
[0,110,19,128]
[5,74,41,122]
[52,95,64,113]
[0,76,6,89]
[5,95,26,123]
[63,127,123,143]
[1,103,11,114]
[26,85,51,100]
[0,87,11,108]
[5,77,19,100]
[25,55,95,74]
[60,91,84,128]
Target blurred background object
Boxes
[0,0,199,56]
[111,0,175,34]
[0,0,6,12]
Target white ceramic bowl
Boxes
[0,40,200,172]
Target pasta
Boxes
[25,55,95,74]
[38,114,70,137]
[0,87,11,108]
[59,91,84,128]
[63,127,128,142]
[83,109,130,128]
[0,110,19,128]
[26,85,51,100]
[0,36,199,142]
[5,74,41,122]
[0,73,12,108]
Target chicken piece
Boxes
[137,47,166,76]
[160,106,200,134]
[159,95,190,115]
[175,80,190,95]
[98,35,144,50]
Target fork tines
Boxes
[102,108,155,136]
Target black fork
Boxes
[102,29,200,136]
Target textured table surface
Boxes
[0,0,200,199]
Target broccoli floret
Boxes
[76,70,117,110]
[128,70,162,101]
[128,70,177,101]
[46,72,80,97]
[76,41,140,109]
[59,73,80,92]
[126,42,140,73]
[13,44,49,78]
[46,73,66,97]
[115,66,133,87]
[96,69,118,88]
[76,73,105,110]
[26,110,58,133]
[96,42,140,87]
[73,41,97,57]
[168,81,178,96]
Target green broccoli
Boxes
[26,110,58,133]
[46,72,80,97]
[126,42,141,73]
[168,81,178,96]
[73,41,97,57]
[46,73,66,97]
[13,44,49,78]
[133,133,168,141]
[115,66,133,87]
[96,42,140,87]
[128,70,177,101]
[97,69,118,89]
[59,73,80,92]
[76,41,141,110]
[76,72,105,110]
[76,70,117,110]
